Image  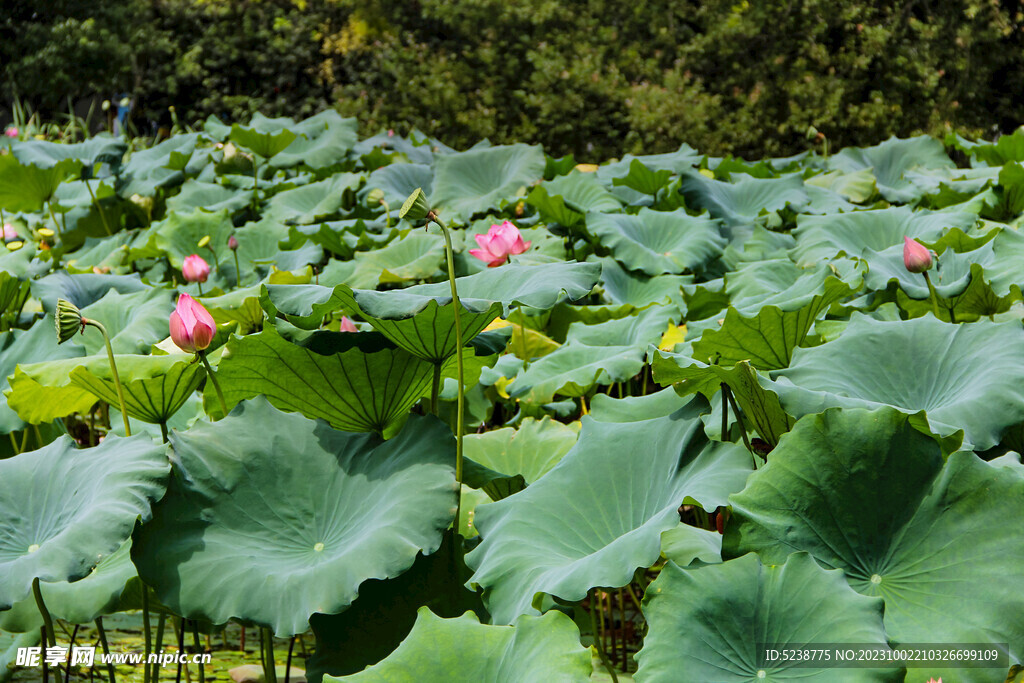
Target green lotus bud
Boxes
[367,188,386,205]
[55,299,85,344]
[399,187,432,222]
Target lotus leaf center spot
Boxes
[871,574,882,584]
[757,671,766,679]
[27,544,39,554]
[313,542,325,552]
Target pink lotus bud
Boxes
[903,237,932,273]
[926,679,941,683]
[228,235,239,251]
[3,127,17,138]
[2,223,17,242]
[182,254,210,283]
[169,293,217,353]
[468,220,531,268]
[339,316,358,333]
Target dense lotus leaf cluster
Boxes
[1,113,1023,682]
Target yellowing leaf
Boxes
[659,322,687,351]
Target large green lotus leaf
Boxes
[463,417,579,485]
[466,401,753,624]
[166,179,251,214]
[78,287,175,355]
[724,407,1024,682]
[678,172,809,228]
[637,553,897,682]
[69,356,204,425]
[0,435,169,610]
[0,632,39,682]
[350,231,445,287]
[585,208,725,276]
[691,276,854,369]
[526,185,586,227]
[229,123,297,159]
[0,270,29,319]
[262,262,601,325]
[659,524,722,567]
[0,537,136,632]
[770,315,1024,449]
[431,144,545,220]
[271,113,359,169]
[592,256,689,309]
[325,608,590,682]
[897,262,1021,323]
[544,170,622,213]
[0,318,85,432]
[118,133,199,196]
[565,303,677,348]
[589,388,692,423]
[505,344,639,403]
[30,271,149,311]
[132,399,457,636]
[653,355,794,448]
[212,325,456,436]
[307,530,484,681]
[804,167,877,203]
[265,174,361,225]
[863,239,994,298]
[611,159,674,195]
[0,155,81,211]
[135,207,235,269]
[13,135,126,173]
[596,145,701,183]
[790,206,975,265]
[365,162,434,207]
[828,135,954,203]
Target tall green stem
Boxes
[95,618,116,683]
[262,628,278,683]
[588,589,618,683]
[430,214,465,541]
[84,320,131,436]
[83,177,113,236]
[142,589,152,683]
[198,351,228,419]
[922,271,941,319]
[233,249,242,287]
[33,577,56,647]
[430,362,442,415]
[47,201,63,234]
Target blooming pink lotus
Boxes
[3,127,17,138]
[903,236,932,273]
[468,221,531,267]
[169,293,217,353]
[182,254,210,283]
[2,223,17,242]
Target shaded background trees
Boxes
[3,0,1023,159]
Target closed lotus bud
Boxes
[228,235,239,251]
[903,236,933,273]
[182,254,210,283]
[367,188,386,206]
[399,187,431,222]
[55,299,85,344]
[169,293,217,353]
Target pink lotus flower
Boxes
[926,678,941,683]
[468,221,531,267]
[903,236,932,273]
[2,223,17,242]
[3,127,17,138]
[339,316,358,332]
[169,293,216,353]
[182,254,210,283]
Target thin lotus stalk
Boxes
[720,383,729,439]
[198,351,228,419]
[95,618,116,683]
[47,201,62,234]
[284,637,296,683]
[83,320,131,436]
[142,589,152,683]
[262,628,278,683]
[83,177,113,236]
[33,577,56,647]
[588,589,618,683]
[922,271,942,319]
[191,621,205,683]
[65,624,79,683]
[618,588,627,666]
[173,617,184,683]
[233,249,242,287]
[724,388,758,467]
[153,613,167,683]
[430,362,442,415]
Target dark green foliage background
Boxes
[3,0,1023,159]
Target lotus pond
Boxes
[1,115,1023,683]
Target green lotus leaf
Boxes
[5,357,101,424]
[365,163,434,207]
[30,271,149,311]
[0,632,40,681]
[463,417,579,485]
[975,225,1024,296]
[211,325,466,436]
[349,231,445,287]
[466,399,753,624]
[724,407,1024,681]
[584,208,725,276]
[0,270,29,319]
[543,170,622,213]
[790,206,976,265]
[0,537,137,632]
[265,174,361,225]
[652,356,794,448]
[233,217,324,277]
[804,167,877,203]
[504,344,637,403]
[262,262,601,328]
[324,608,591,682]
[589,388,692,423]
[770,315,1024,449]
[592,256,689,309]
[132,399,457,636]
[596,145,701,182]
[166,179,251,214]
[0,155,81,212]
[131,207,235,269]
[637,553,897,682]
[13,135,126,172]
[69,356,204,425]
[0,435,169,610]
[307,531,484,682]
[659,525,722,567]
[863,239,993,298]
[118,133,200,196]
[229,124,297,159]
[949,127,1024,166]
[691,276,854,369]
[896,262,1020,322]
[0,317,86,432]
[611,159,674,195]
[679,172,809,229]
[431,143,545,221]
[828,135,954,203]
[271,113,359,169]
[526,185,585,227]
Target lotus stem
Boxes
[381,199,391,228]
[153,613,167,682]
[922,271,941,320]
[430,362,441,415]
[724,388,759,467]
[588,589,618,683]
[720,383,729,439]
[83,319,131,436]
[198,351,228,420]
[47,200,62,234]
[191,621,205,683]
[284,637,296,683]
[428,213,466,546]
[159,420,169,444]
[95,618,116,683]
[33,577,56,647]
[196,281,203,296]
[262,628,278,683]
[142,589,152,683]
[83,177,113,236]
[233,249,242,287]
